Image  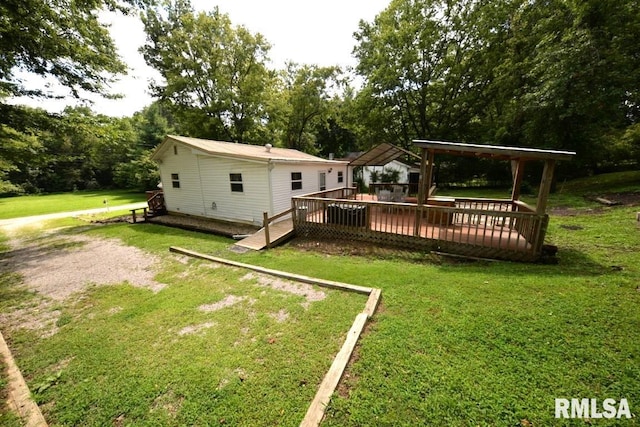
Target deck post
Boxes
[511,159,525,203]
[415,149,431,236]
[263,211,271,249]
[536,160,556,214]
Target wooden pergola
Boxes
[289,140,576,262]
[413,140,576,214]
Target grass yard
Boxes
[0,189,147,219]
[1,171,639,426]
[0,223,366,426]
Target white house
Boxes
[357,160,416,187]
[151,135,348,225]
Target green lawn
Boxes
[0,222,366,426]
[1,172,639,426]
[0,189,147,220]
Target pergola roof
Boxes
[349,143,421,167]
[413,140,575,161]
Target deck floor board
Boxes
[236,218,295,250]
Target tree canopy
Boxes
[2,0,639,195]
[141,0,272,143]
[0,0,153,98]
[350,0,640,175]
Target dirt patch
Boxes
[0,226,166,337]
[198,295,250,312]
[178,322,216,336]
[559,224,584,231]
[552,191,640,216]
[147,214,259,237]
[288,236,445,264]
[151,390,184,417]
[599,191,640,206]
[240,272,326,303]
[0,301,61,338]
[269,309,290,323]
[3,234,166,301]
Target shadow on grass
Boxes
[78,190,146,202]
[434,246,621,281]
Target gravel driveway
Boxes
[0,206,164,337]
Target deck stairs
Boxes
[235,216,295,250]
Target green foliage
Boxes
[141,1,272,143]
[113,149,161,191]
[353,0,489,147]
[0,0,152,98]
[0,104,169,193]
[267,63,343,152]
[380,168,400,183]
[351,0,640,175]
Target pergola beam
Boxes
[412,140,575,215]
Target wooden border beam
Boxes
[169,247,381,427]
[0,331,48,427]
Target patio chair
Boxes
[378,189,392,202]
[391,185,405,202]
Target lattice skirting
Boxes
[295,222,541,262]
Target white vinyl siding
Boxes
[158,144,205,216]
[198,156,270,225]
[270,163,343,214]
[156,140,346,224]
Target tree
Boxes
[497,0,640,172]
[267,63,342,152]
[352,0,640,179]
[141,0,272,143]
[0,0,152,99]
[131,101,175,149]
[0,104,143,193]
[352,0,491,148]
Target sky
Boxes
[10,0,390,117]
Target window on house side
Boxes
[230,173,243,192]
[171,173,180,188]
[291,172,302,190]
[173,145,178,155]
[337,171,344,183]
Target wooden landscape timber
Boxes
[1,331,48,427]
[168,247,381,427]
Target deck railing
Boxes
[292,188,549,261]
[146,190,166,214]
[263,208,294,249]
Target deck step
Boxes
[236,218,294,250]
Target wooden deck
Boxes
[291,188,548,261]
[235,217,295,250]
[303,207,531,251]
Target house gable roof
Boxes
[153,135,346,165]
